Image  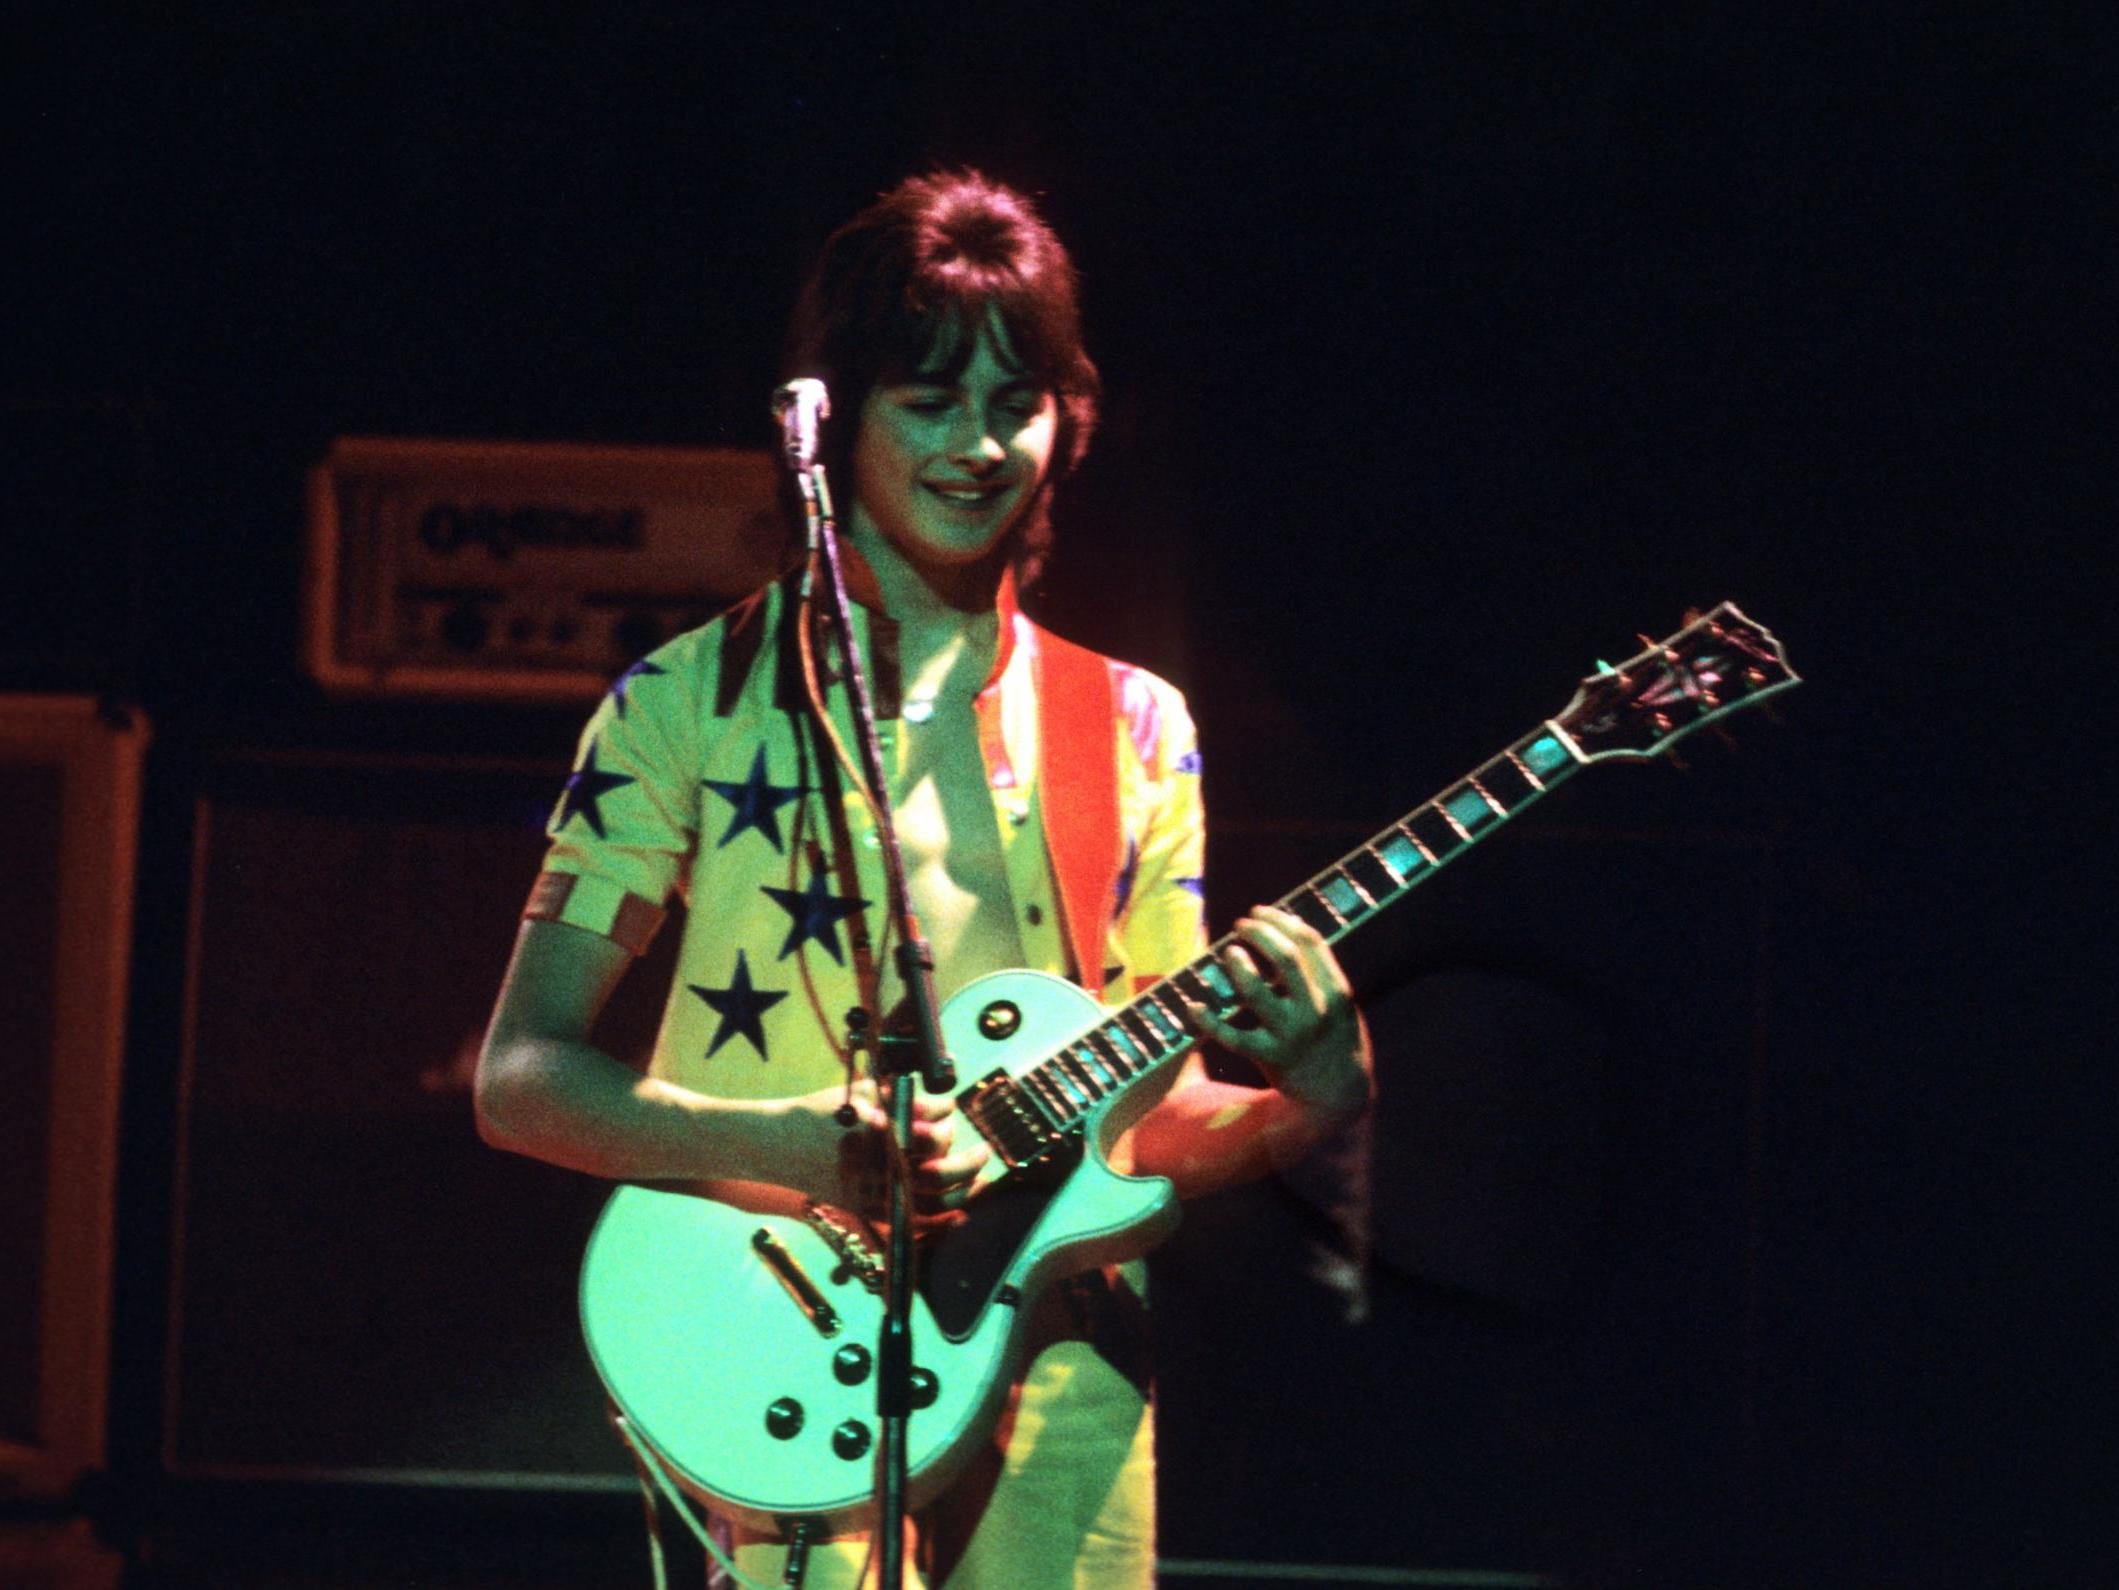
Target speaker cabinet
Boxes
[0,695,148,1496]
[164,749,678,1489]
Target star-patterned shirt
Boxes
[525,562,1208,1105]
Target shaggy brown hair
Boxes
[783,170,1101,588]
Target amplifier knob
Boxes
[440,603,488,653]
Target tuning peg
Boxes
[1596,658,1619,676]
[1710,722,1740,752]
[1664,746,1690,772]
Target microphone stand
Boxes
[787,439,955,1590]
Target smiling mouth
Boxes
[922,481,1010,508]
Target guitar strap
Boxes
[1033,627,1123,1000]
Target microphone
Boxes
[772,379,830,470]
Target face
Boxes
[847,315,1060,576]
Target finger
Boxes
[1221,924,1308,1030]
[1239,909,1317,992]
[913,1090,956,1121]
[918,1176,978,1214]
[1189,997,1271,1059]
[1255,905,1353,1001]
[1219,932,1277,1003]
[915,1141,989,1188]
[1238,911,1328,1015]
[908,1113,956,1159]
[1251,910,1343,1019]
[914,1154,988,1215]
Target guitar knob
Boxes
[832,1420,872,1460]
[765,1397,804,1440]
[833,1344,872,1385]
[977,1000,1021,1040]
[908,1367,939,1410]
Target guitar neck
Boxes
[971,723,1586,1163]
[968,600,1798,1169]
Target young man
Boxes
[476,171,1371,1588]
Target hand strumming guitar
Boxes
[772,1076,990,1219]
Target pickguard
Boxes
[916,1143,1082,1340]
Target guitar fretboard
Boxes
[970,726,1583,1166]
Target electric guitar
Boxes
[579,602,1799,1530]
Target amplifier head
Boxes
[305,436,790,700]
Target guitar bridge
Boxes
[960,1068,1065,1170]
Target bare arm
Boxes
[475,917,790,1182]
[1128,905,1373,1200]
[475,917,979,1207]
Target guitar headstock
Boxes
[1554,603,1799,763]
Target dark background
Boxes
[4,5,2108,1587]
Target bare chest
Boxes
[888,709,1025,997]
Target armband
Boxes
[523,869,667,956]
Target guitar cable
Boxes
[795,557,930,1229]
[796,555,902,1134]
[795,552,949,1590]
[613,1410,788,1590]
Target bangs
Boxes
[871,280,1084,396]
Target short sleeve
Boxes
[1113,667,1208,984]
[524,637,705,955]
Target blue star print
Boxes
[610,657,666,718]
[556,745,634,841]
[703,745,808,853]
[760,868,870,965]
[689,951,789,1061]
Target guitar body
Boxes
[579,969,1182,1532]
[577,602,1800,1535]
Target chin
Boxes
[896,514,1021,570]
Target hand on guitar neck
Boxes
[1199,904,1374,1117]
[1125,904,1374,1201]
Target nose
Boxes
[948,412,1007,472]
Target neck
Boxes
[849,524,1009,623]
[843,521,1011,684]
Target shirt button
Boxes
[1025,903,1043,926]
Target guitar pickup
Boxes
[752,1227,840,1337]
[961,1068,1062,1169]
